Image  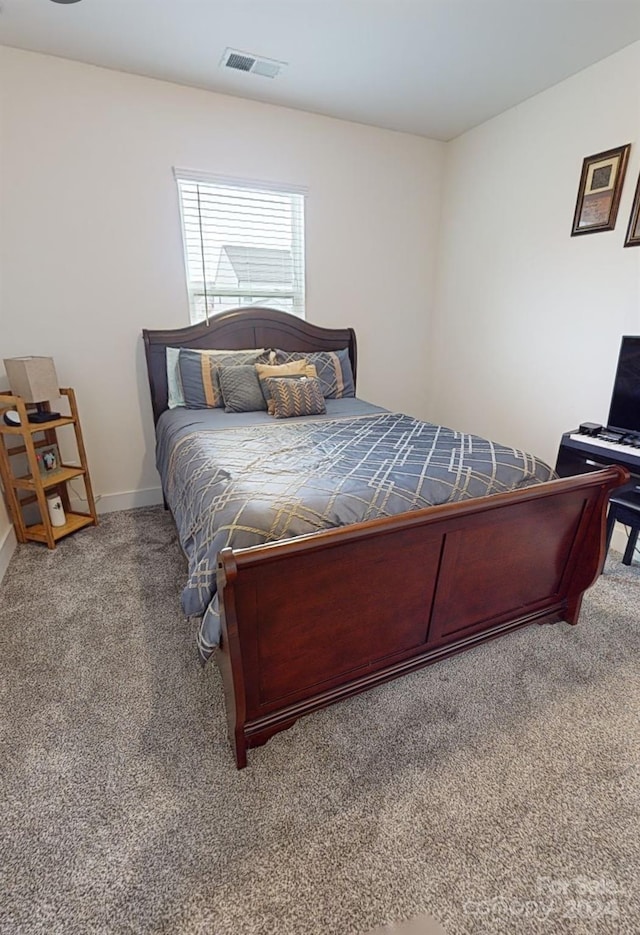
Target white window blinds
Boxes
[175,171,306,323]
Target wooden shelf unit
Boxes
[0,387,98,549]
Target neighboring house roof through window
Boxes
[217,246,293,288]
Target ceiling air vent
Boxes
[221,48,285,79]
[225,52,255,73]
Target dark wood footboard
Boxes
[216,466,628,768]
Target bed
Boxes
[143,307,628,768]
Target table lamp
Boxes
[3,356,61,423]
[4,356,59,402]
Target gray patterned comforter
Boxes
[156,401,555,660]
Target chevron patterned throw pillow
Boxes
[262,375,327,418]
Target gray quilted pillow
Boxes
[272,348,355,398]
[218,365,267,413]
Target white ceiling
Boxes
[2,0,640,141]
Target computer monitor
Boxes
[607,335,640,434]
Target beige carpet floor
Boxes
[1,507,638,935]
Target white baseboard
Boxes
[97,487,165,514]
[69,486,164,515]
[0,525,17,582]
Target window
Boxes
[175,170,306,323]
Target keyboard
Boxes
[569,434,640,458]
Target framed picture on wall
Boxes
[624,170,640,247]
[571,144,630,236]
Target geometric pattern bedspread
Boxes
[159,411,556,660]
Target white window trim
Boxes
[173,167,308,196]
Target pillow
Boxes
[168,347,270,409]
[255,359,318,414]
[166,347,185,409]
[218,365,267,413]
[272,349,354,398]
[178,348,267,409]
[263,375,327,419]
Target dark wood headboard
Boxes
[142,307,357,424]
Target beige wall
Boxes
[2,41,640,568]
[432,41,640,467]
[0,46,445,556]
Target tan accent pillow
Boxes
[256,360,317,414]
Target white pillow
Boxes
[166,347,184,408]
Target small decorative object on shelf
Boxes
[38,443,62,478]
[0,386,98,549]
[46,493,66,528]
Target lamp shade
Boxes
[4,357,60,403]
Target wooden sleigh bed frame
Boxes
[143,308,628,768]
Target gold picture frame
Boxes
[37,442,62,478]
[624,170,640,248]
[571,144,630,236]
